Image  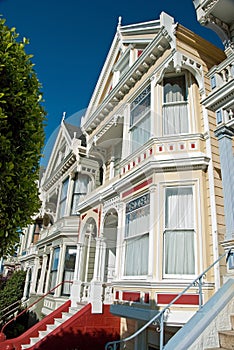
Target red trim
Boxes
[157,293,199,305]
[115,291,119,300]
[122,178,153,198]
[81,213,87,220]
[144,293,150,304]
[122,292,140,302]
[93,208,99,214]
[191,143,196,149]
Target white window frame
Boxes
[129,85,151,153]
[163,185,196,279]
[162,72,189,136]
[123,193,150,278]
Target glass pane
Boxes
[163,76,186,103]
[164,230,195,275]
[52,247,60,271]
[124,234,149,276]
[165,187,193,229]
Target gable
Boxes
[41,121,84,185]
[84,18,162,117]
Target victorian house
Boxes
[6,8,233,350]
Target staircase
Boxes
[0,302,120,350]
[206,314,234,350]
[21,305,81,349]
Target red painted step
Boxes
[0,303,120,350]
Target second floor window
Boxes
[163,75,188,135]
[71,174,91,215]
[58,178,69,218]
[130,85,151,153]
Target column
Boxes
[30,257,40,294]
[70,242,83,307]
[90,237,105,313]
[215,126,234,240]
[149,184,157,279]
[37,254,48,294]
[115,202,125,280]
[54,244,66,297]
[22,268,31,301]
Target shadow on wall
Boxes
[32,328,120,350]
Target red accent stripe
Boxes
[144,293,150,304]
[157,293,199,305]
[122,178,153,198]
[122,292,140,302]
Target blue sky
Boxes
[1,0,222,154]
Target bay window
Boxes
[124,193,150,276]
[164,187,195,276]
[163,75,189,135]
[130,85,151,153]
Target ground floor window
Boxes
[62,246,76,295]
[49,247,60,293]
[164,187,195,276]
[124,193,150,276]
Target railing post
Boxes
[159,312,164,350]
[198,276,203,309]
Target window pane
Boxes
[163,75,188,135]
[163,103,188,135]
[124,234,149,276]
[164,187,195,275]
[124,193,150,276]
[131,112,151,152]
[165,187,193,229]
[52,247,60,271]
[71,174,91,215]
[163,76,186,103]
[164,230,195,274]
[130,86,151,152]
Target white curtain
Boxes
[163,103,188,135]
[124,202,150,276]
[164,187,195,275]
[163,77,188,135]
[62,271,74,295]
[125,234,149,276]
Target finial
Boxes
[62,111,66,122]
[118,16,122,28]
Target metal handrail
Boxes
[0,301,22,323]
[0,280,73,337]
[105,250,231,350]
